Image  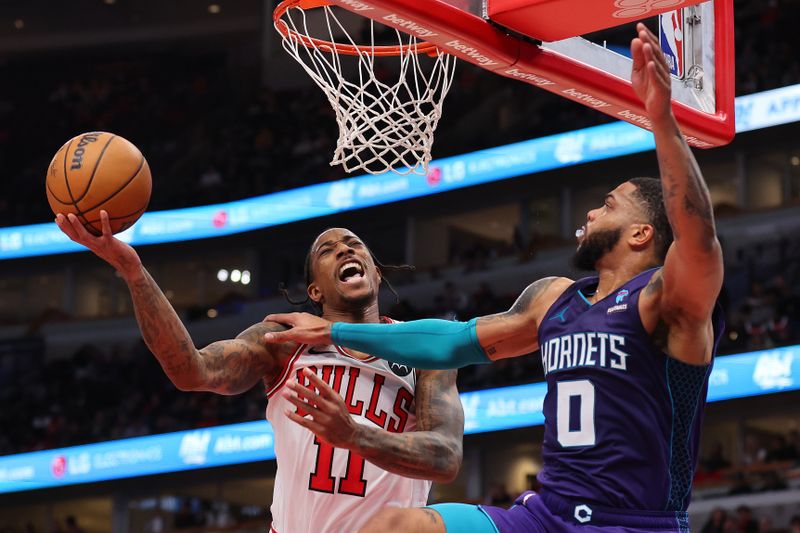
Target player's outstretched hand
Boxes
[263,313,333,346]
[631,22,672,122]
[283,367,360,449]
[55,211,141,276]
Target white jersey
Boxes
[265,333,432,533]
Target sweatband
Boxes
[330,318,489,369]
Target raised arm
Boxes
[285,367,463,483]
[56,211,293,394]
[263,276,571,368]
[124,263,293,394]
[631,24,723,363]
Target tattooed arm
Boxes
[55,211,293,394]
[475,276,572,361]
[286,368,463,483]
[354,369,463,482]
[631,24,723,364]
[127,266,290,394]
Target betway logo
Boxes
[337,0,373,11]
[613,0,687,18]
[618,109,653,129]
[446,40,498,66]
[563,88,611,108]
[383,14,436,38]
[504,68,553,86]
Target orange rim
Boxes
[273,0,441,57]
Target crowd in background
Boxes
[700,507,800,533]
[2,231,799,457]
[3,2,800,531]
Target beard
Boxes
[338,281,378,309]
[572,227,622,271]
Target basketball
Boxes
[45,131,152,235]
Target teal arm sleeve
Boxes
[330,318,489,369]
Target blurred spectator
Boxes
[727,472,753,496]
[736,505,758,533]
[759,470,787,492]
[789,430,800,458]
[790,515,800,533]
[765,435,798,463]
[741,435,767,466]
[472,282,500,316]
[703,443,732,472]
[485,484,513,507]
[433,281,469,319]
[701,508,728,533]
[63,516,84,533]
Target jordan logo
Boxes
[549,306,568,323]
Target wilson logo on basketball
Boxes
[69,133,101,171]
[612,0,686,19]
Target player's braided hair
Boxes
[279,241,415,313]
[629,177,673,263]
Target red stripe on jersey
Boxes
[265,344,306,399]
[334,344,378,363]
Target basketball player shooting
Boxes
[262,24,725,533]
[53,217,464,533]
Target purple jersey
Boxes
[536,268,724,512]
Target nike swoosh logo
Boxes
[307,347,336,355]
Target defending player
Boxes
[52,220,464,533]
[262,24,724,532]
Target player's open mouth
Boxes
[575,226,586,240]
[338,261,365,284]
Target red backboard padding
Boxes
[487,0,708,42]
[320,0,735,148]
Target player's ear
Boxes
[628,223,654,251]
[375,265,382,286]
[307,282,323,305]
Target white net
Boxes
[275,2,456,175]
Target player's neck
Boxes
[591,257,654,303]
[322,301,381,324]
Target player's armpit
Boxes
[193,321,295,395]
[476,276,571,361]
[639,269,718,366]
[659,239,723,325]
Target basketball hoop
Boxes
[274,0,456,175]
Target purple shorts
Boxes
[480,490,690,533]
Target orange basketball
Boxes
[46,132,152,235]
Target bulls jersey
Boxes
[536,268,724,512]
[265,336,431,533]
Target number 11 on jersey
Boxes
[309,436,368,497]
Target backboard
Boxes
[321,0,735,149]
